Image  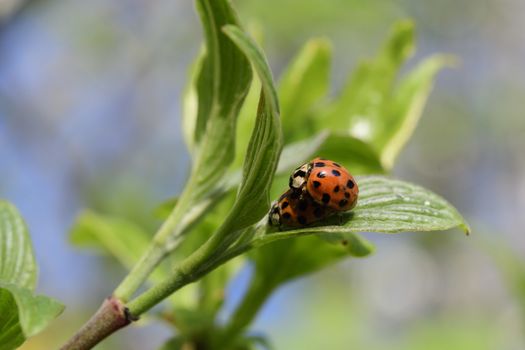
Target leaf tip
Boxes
[387,19,416,62]
[221,23,236,35]
[307,37,333,53]
[462,223,472,236]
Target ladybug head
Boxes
[288,162,310,190]
[268,201,281,226]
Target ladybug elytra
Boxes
[270,157,358,228]
[290,157,358,212]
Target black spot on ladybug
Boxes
[314,162,326,167]
[332,162,341,168]
[281,201,289,209]
[339,199,348,208]
[313,181,321,188]
[322,193,331,204]
[317,171,326,178]
[290,191,300,199]
[344,192,350,198]
[333,185,340,193]
[347,180,355,188]
[282,212,292,220]
[313,207,324,218]
[298,200,308,211]
[297,215,307,225]
[331,169,341,176]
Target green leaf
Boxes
[221,231,372,347]
[0,287,25,350]
[158,0,253,247]
[0,283,63,340]
[316,21,450,171]
[314,133,385,175]
[70,210,203,309]
[233,76,262,169]
[257,176,469,246]
[189,0,253,202]
[318,232,376,258]
[157,336,186,350]
[275,130,385,177]
[222,25,283,230]
[230,176,466,306]
[157,131,383,223]
[233,334,274,350]
[70,210,153,271]
[380,54,456,169]
[321,20,415,138]
[275,131,330,174]
[279,38,331,141]
[0,200,36,290]
[154,197,179,219]
[252,232,373,286]
[0,200,64,348]
[181,47,205,153]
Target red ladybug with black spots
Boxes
[269,189,334,227]
[289,157,359,212]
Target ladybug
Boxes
[269,189,334,227]
[289,157,358,212]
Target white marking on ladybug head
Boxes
[289,163,310,189]
[269,201,281,226]
[291,175,305,189]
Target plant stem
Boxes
[126,261,194,316]
[113,242,167,301]
[59,297,136,350]
[113,179,196,301]
[62,221,257,349]
[126,219,236,316]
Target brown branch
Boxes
[60,296,138,350]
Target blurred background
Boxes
[1,0,524,349]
